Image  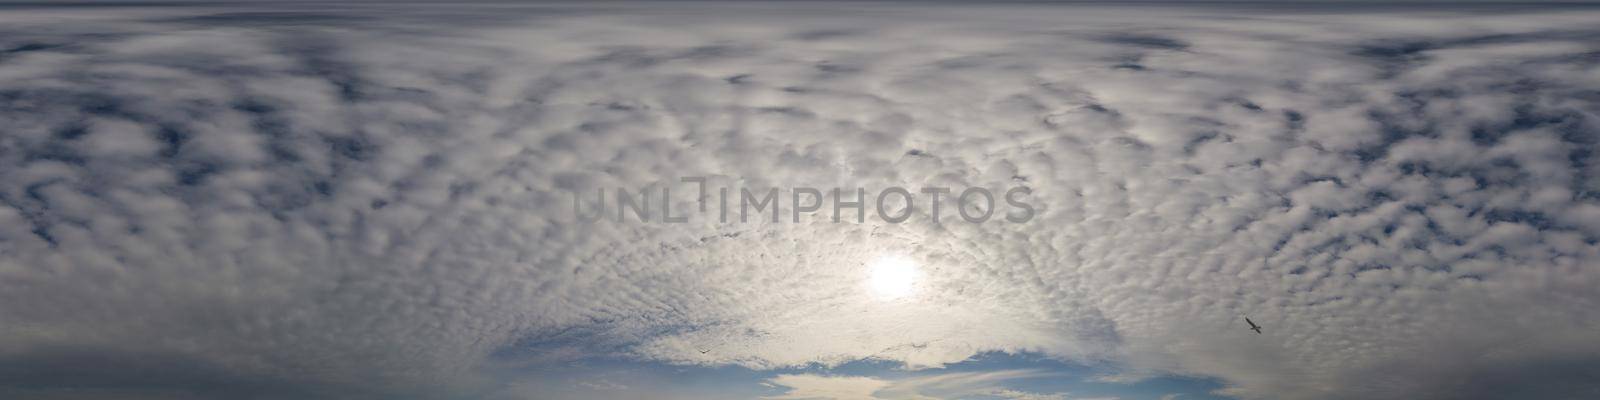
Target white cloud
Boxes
[994,389,1072,400]
[765,374,893,400]
[765,370,1060,400]
[1087,371,1156,384]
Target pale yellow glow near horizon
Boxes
[868,255,918,300]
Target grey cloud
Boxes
[1,3,1599,400]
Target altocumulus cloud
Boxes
[1,2,1599,400]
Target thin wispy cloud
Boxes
[765,370,1063,400]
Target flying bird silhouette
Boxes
[698,348,711,354]
[1246,317,1263,334]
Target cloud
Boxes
[765,374,892,400]
[994,389,1072,400]
[576,378,628,391]
[764,370,1060,400]
[1087,371,1156,384]
[1,2,1599,400]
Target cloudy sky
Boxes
[2,1,1599,400]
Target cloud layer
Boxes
[2,2,1599,399]
[765,370,1062,400]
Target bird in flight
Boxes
[1246,317,1263,334]
[698,348,711,354]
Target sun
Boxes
[867,255,919,300]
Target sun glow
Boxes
[867,255,919,300]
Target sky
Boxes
[1,1,1599,400]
